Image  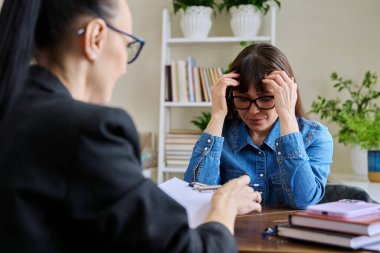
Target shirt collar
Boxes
[27,65,72,98]
[234,118,280,152]
[235,120,254,152]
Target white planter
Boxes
[180,6,213,39]
[350,146,368,176]
[230,4,261,38]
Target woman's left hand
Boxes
[262,70,299,135]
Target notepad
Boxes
[159,177,213,228]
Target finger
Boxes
[216,77,239,88]
[262,78,281,92]
[267,70,292,84]
[251,202,262,212]
[223,72,240,78]
[255,191,262,203]
[236,175,250,186]
[238,201,262,215]
[220,175,250,194]
[264,73,288,89]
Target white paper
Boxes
[159,177,213,228]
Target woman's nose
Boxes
[247,103,260,114]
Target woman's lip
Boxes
[248,118,264,124]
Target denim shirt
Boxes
[184,117,333,209]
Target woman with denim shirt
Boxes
[184,43,333,209]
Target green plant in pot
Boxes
[191,111,211,131]
[219,0,281,38]
[310,71,380,182]
[219,0,281,14]
[173,0,218,13]
[173,0,218,39]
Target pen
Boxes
[195,185,222,192]
[188,181,208,188]
[189,182,222,192]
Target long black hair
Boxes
[226,43,308,119]
[0,0,117,120]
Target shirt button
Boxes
[260,173,264,177]
[259,191,263,194]
[277,151,281,155]
[207,139,211,143]
[253,183,260,187]
[204,147,208,151]
[258,151,262,155]
[276,142,279,146]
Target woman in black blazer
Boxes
[0,0,262,252]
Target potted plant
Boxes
[219,0,281,38]
[173,0,218,39]
[191,111,211,131]
[310,71,380,182]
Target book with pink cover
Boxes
[290,210,380,236]
[306,200,380,218]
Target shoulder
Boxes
[70,101,139,145]
[297,117,333,144]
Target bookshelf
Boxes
[157,8,277,183]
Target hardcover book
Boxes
[277,224,380,249]
[290,211,380,236]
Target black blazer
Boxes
[0,66,236,253]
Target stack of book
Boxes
[277,207,380,250]
[165,131,200,168]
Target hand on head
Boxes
[210,72,240,119]
[262,70,297,118]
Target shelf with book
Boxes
[158,8,277,183]
[167,36,272,45]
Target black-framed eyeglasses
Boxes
[229,91,275,110]
[77,23,145,64]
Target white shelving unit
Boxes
[157,8,277,183]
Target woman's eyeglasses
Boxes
[228,90,275,110]
[77,23,145,64]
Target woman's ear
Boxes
[83,18,107,61]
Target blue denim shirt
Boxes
[184,117,333,209]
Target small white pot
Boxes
[350,145,368,176]
[180,6,213,39]
[230,4,261,38]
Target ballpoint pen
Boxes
[195,185,222,192]
[189,182,222,192]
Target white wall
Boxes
[114,0,380,173]
[118,0,380,173]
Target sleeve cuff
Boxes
[275,132,308,161]
[194,132,224,154]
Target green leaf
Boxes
[309,71,380,149]
[218,0,281,14]
[190,111,212,131]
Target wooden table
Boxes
[235,206,372,253]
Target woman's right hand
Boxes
[210,72,240,118]
[205,72,240,137]
[204,175,262,234]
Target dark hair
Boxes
[0,0,117,120]
[226,43,308,119]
